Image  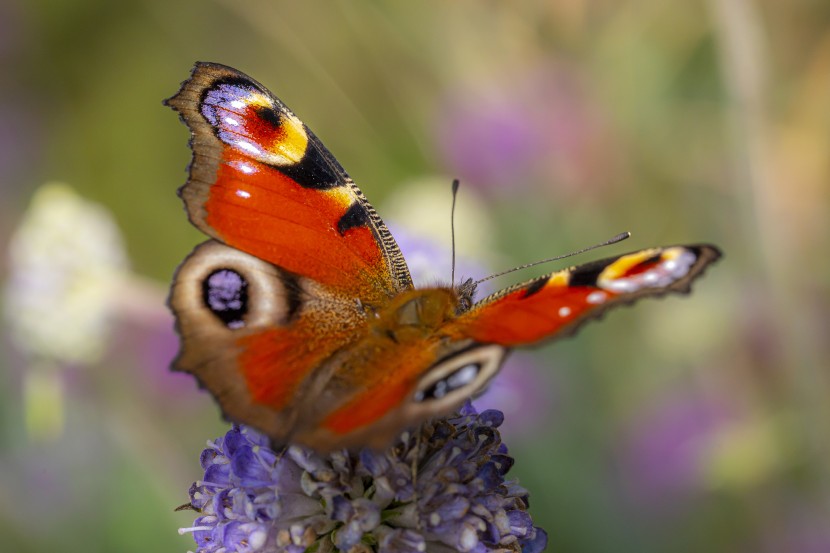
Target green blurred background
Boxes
[2,1,829,552]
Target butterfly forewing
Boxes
[447,245,721,346]
[165,62,412,302]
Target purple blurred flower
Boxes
[436,64,620,199]
[617,390,734,509]
[387,222,489,294]
[180,403,547,553]
[437,97,544,193]
[474,352,556,440]
[114,292,205,402]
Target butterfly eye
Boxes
[411,344,506,411]
[202,269,249,329]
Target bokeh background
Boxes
[2,1,829,552]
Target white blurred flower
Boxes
[4,183,128,440]
[381,175,497,273]
[4,183,128,364]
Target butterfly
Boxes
[165,62,721,451]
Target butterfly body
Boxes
[166,62,720,451]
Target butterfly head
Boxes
[454,277,478,313]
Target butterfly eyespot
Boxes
[172,240,301,337]
[410,344,506,414]
[202,269,249,329]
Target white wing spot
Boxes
[587,291,607,304]
[558,306,571,318]
[223,116,240,127]
[235,140,260,155]
[229,161,256,175]
[605,279,637,293]
[230,100,245,109]
[235,190,251,199]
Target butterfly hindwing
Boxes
[448,245,721,346]
[168,240,368,443]
[165,62,412,303]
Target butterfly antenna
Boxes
[450,179,460,285]
[474,231,631,285]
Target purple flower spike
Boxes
[179,403,546,552]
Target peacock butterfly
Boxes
[165,62,721,451]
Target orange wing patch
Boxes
[319,343,440,436]
[237,327,329,411]
[204,150,389,299]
